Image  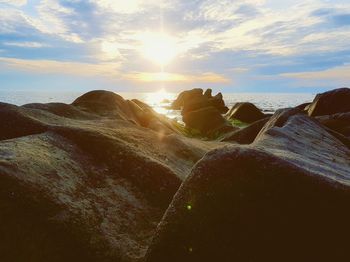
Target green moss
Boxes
[228,118,248,128]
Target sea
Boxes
[0,90,315,122]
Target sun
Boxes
[140,32,178,66]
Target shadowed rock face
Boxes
[0,91,224,262]
[171,89,204,110]
[316,112,350,137]
[182,106,235,136]
[221,117,270,144]
[172,89,231,136]
[308,87,350,117]
[146,110,350,262]
[226,102,266,123]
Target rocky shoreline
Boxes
[0,88,349,261]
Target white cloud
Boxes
[124,71,230,83]
[0,57,121,78]
[281,65,350,80]
[4,42,49,48]
[281,65,350,87]
[0,0,27,6]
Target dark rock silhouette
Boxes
[172,88,229,114]
[171,89,203,110]
[172,88,231,135]
[308,87,350,116]
[316,112,350,137]
[225,102,266,123]
[221,117,270,144]
[146,109,350,262]
[183,106,236,136]
[295,102,311,111]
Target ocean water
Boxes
[0,90,315,122]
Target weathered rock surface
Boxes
[0,91,225,262]
[146,109,350,262]
[308,87,350,116]
[226,102,266,123]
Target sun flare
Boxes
[140,32,177,66]
[146,88,173,106]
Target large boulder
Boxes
[182,106,234,136]
[173,89,231,136]
[72,90,179,135]
[172,89,228,114]
[146,109,350,262]
[308,87,350,117]
[226,102,266,123]
[171,89,203,110]
[0,91,225,262]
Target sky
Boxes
[0,0,350,93]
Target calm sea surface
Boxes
[0,91,315,122]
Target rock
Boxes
[308,87,350,117]
[146,110,350,262]
[182,96,210,116]
[221,117,270,144]
[183,107,233,136]
[204,89,212,98]
[316,112,350,137]
[0,91,226,262]
[171,89,203,110]
[0,103,48,141]
[72,90,135,119]
[172,89,228,115]
[295,102,311,111]
[226,102,266,123]
[174,89,230,136]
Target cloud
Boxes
[281,65,350,81]
[0,57,229,85]
[0,0,27,7]
[124,71,230,84]
[0,57,121,78]
[3,42,49,48]
[1,0,350,92]
[280,65,350,87]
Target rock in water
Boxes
[182,106,233,136]
[226,102,266,123]
[172,88,228,114]
[146,109,350,262]
[308,87,350,117]
[171,89,203,110]
[221,117,270,144]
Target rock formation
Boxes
[0,91,224,262]
[308,87,350,116]
[145,108,350,262]
[225,102,267,123]
[1,88,350,262]
[172,88,232,136]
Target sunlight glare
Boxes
[141,32,177,66]
[146,88,173,106]
[101,41,120,59]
